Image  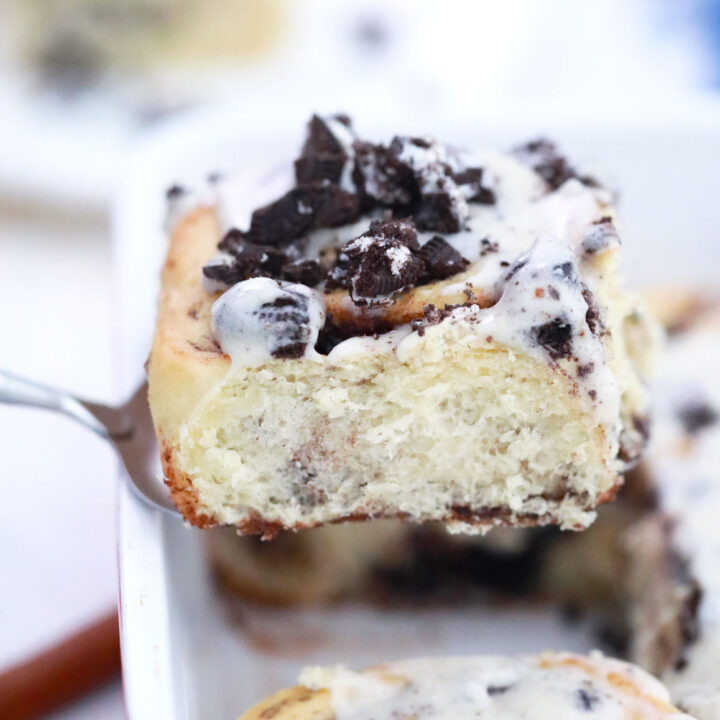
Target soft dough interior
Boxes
[179,336,618,532]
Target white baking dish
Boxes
[113,100,720,720]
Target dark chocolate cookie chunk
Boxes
[452,167,496,205]
[514,138,599,191]
[533,316,573,360]
[340,219,424,306]
[677,401,718,435]
[414,191,463,233]
[245,181,361,247]
[581,286,604,336]
[280,259,326,287]
[581,216,619,256]
[295,114,355,185]
[246,188,317,246]
[204,229,287,286]
[257,292,314,359]
[305,180,362,228]
[417,236,470,281]
[353,140,417,206]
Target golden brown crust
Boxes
[241,686,330,720]
[160,440,218,528]
[207,486,622,540]
[149,207,230,525]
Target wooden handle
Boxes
[0,610,121,720]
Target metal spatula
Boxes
[0,370,179,516]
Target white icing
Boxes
[397,237,619,426]
[212,278,325,367]
[299,654,684,720]
[326,327,412,363]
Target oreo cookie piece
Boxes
[340,219,424,306]
[414,190,463,233]
[305,180,362,228]
[417,236,470,281]
[246,188,317,246]
[581,217,620,257]
[246,181,362,247]
[295,114,355,185]
[581,286,604,336]
[514,139,599,191]
[201,251,239,291]
[388,136,472,233]
[280,259,326,287]
[452,167,496,205]
[204,229,287,287]
[259,294,315,359]
[353,141,416,206]
[677,401,718,435]
[533,316,574,360]
[366,216,420,249]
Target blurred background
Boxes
[2,1,720,717]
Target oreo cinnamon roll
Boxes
[148,115,657,535]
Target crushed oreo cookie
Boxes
[409,302,475,336]
[216,229,285,274]
[417,236,470,280]
[258,295,312,359]
[202,115,611,340]
[479,237,499,256]
[338,219,424,306]
[452,167,496,205]
[206,229,328,291]
[280,259,327,286]
[533,317,573,360]
[245,182,361,247]
[581,216,619,256]
[353,140,417,207]
[166,184,186,199]
[582,286,603,336]
[295,114,355,185]
[388,136,473,233]
[677,401,718,435]
[575,686,602,711]
[325,219,473,305]
[514,139,598,191]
